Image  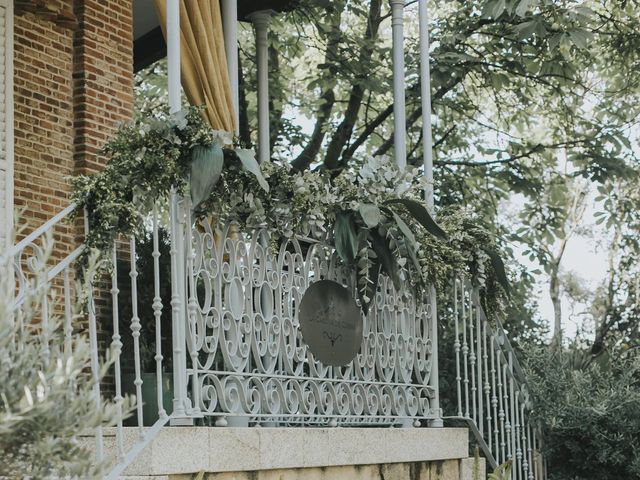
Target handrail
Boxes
[47,246,85,281]
[3,202,77,260]
[104,415,172,480]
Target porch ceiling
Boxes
[133,0,301,72]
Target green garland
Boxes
[72,107,510,314]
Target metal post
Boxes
[222,0,239,134]
[418,0,434,212]
[166,0,192,426]
[152,206,167,419]
[427,284,442,426]
[167,0,180,114]
[84,208,103,462]
[390,0,406,169]
[129,238,145,438]
[249,11,272,163]
[169,191,190,423]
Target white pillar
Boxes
[390,0,406,169]
[420,0,442,429]
[249,10,272,163]
[419,0,434,214]
[167,0,181,114]
[222,0,239,134]
[166,0,191,425]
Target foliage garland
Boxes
[72,107,510,313]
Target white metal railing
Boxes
[186,213,438,426]
[447,277,547,479]
[6,204,175,478]
[6,194,440,477]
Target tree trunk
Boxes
[550,262,562,345]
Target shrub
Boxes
[0,244,125,478]
[525,346,640,480]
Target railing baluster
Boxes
[522,404,529,479]
[532,428,538,479]
[543,434,548,480]
[63,268,73,355]
[87,282,104,463]
[482,315,491,450]
[41,277,50,363]
[498,351,506,463]
[490,333,499,464]
[474,290,483,435]
[152,205,167,419]
[508,353,516,467]
[515,390,522,479]
[462,282,469,418]
[129,237,144,437]
[110,244,125,460]
[503,361,512,462]
[185,198,201,415]
[527,422,534,480]
[454,277,462,417]
[84,207,104,463]
[469,287,477,425]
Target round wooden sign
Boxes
[299,280,363,367]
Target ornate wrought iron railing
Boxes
[5,193,441,478]
[446,277,547,479]
[187,214,438,426]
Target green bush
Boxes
[525,346,640,480]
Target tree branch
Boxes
[290,1,347,171]
[322,0,383,169]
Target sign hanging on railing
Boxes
[299,280,363,366]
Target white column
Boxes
[222,0,239,134]
[167,0,181,114]
[249,11,272,163]
[390,0,406,169]
[166,0,191,425]
[419,0,434,213]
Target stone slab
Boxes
[102,427,469,476]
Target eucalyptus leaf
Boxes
[369,229,399,288]
[391,211,416,246]
[190,144,224,209]
[384,199,448,240]
[235,148,270,192]
[334,212,359,265]
[357,258,380,316]
[358,203,382,228]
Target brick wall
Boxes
[12,0,133,250]
[13,1,133,358]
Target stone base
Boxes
[103,427,484,480]
[168,458,486,480]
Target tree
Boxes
[135,0,640,350]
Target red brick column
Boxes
[73,0,133,175]
[13,2,75,257]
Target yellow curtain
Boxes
[154,0,236,132]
